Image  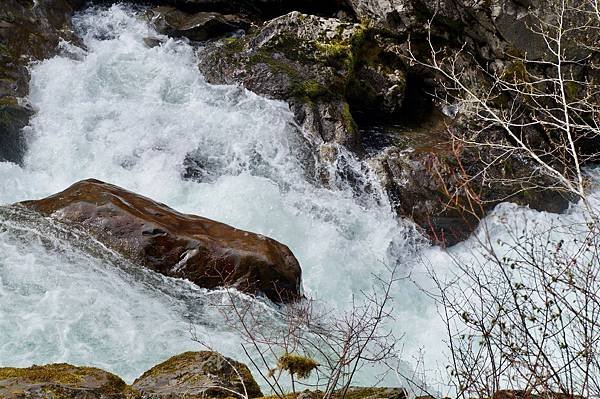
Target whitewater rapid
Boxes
[1,3,596,393]
[0,4,432,385]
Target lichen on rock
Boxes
[198,11,407,154]
[132,351,263,399]
[0,363,138,399]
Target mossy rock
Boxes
[133,351,263,399]
[0,100,33,165]
[0,363,139,398]
[197,11,407,153]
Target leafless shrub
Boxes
[406,0,600,206]
[395,1,600,397]
[197,262,406,399]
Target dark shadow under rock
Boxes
[146,6,250,41]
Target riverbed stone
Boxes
[0,363,138,399]
[133,351,263,399]
[20,179,303,303]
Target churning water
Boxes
[0,4,428,384]
[0,3,595,392]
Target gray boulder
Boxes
[198,11,407,153]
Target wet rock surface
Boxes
[368,122,572,245]
[140,0,347,20]
[0,99,32,165]
[198,11,406,153]
[132,351,263,399]
[146,6,250,41]
[0,363,137,399]
[20,179,303,303]
[0,0,80,165]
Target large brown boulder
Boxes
[0,363,138,399]
[133,351,263,399]
[20,179,302,303]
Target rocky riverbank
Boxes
[0,351,407,399]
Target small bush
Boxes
[276,353,318,379]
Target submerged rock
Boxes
[0,363,137,398]
[20,179,302,303]
[133,351,263,398]
[146,6,250,41]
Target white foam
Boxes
[0,4,428,386]
[1,4,593,393]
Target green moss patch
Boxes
[0,363,127,389]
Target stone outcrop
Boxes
[132,351,263,398]
[0,363,137,399]
[342,0,552,61]
[198,11,406,153]
[194,5,579,244]
[370,140,572,246]
[20,179,302,303]
[142,0,346,20]
[0,0,81,165]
